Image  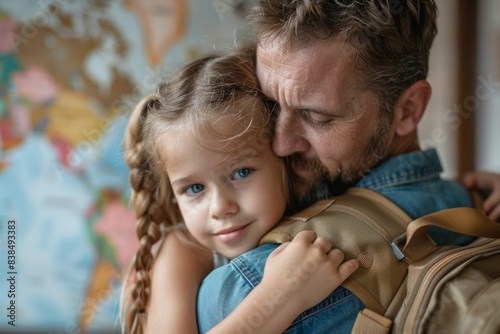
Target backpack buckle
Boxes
[390,233,406,261]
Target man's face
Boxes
[257,38,392,204]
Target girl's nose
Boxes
[210,189,239,219]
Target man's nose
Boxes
[210,189,239,219]
[272,109,309,157]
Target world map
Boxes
[0,0,256,332]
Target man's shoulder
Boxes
[355,149,472,217]
[376,178,472,216]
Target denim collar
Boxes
[355,149,443,191]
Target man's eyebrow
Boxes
[294,106,337,116]
[284,97,335,115]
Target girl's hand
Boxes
[463,171,500,222]
[259,230,359,313]
[207,230,358,334]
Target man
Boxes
[196,1,476,332]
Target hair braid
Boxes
[121,94,167,334]
[120,45,275,333]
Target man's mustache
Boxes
[288,154,329,176]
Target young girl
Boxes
[121,46,359,333]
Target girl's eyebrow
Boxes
[170,153,260,187]
[170,177,193,187]
[226,152,259,168]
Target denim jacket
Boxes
[197,149,474,333]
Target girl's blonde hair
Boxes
[120,45,283,333]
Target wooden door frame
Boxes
[456,0,478,175]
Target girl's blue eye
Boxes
[186,184,204,195]
[233,168,252,180]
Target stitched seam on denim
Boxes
[231,258,261,288]
[356,149,442,190]
[359,170,441,191]
[289,288,354,326]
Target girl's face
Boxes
[164,120,287,259]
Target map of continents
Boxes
[0,0,256,332]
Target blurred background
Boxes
[0,0,498,333]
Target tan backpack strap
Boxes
[260,187,413,314]
[470,190,484,210]
[403,207,500,262]
[352,309,392,334]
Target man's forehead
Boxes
[257,38,355,81]
[256,39,360,112]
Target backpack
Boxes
[259,187,500,334]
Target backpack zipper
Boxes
[398,238,500,333]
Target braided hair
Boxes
[120,45,275,333]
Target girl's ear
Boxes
[393,80,432,136]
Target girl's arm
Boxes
[145,230,213,333]
[207,230,359,334]
[147,230,358,334]
[463,171,500,221]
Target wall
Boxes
[477,0,500,171]
[419,0,460,178]
[420,0,500,176]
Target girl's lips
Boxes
[215,223,250,243]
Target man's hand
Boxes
[463,171,500,222]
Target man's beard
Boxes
[286,114,391,212]
[286,169,350,212]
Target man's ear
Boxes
[393,80,432,136]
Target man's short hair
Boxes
[251,0,438,114]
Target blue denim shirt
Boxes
[197,149,474,333]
